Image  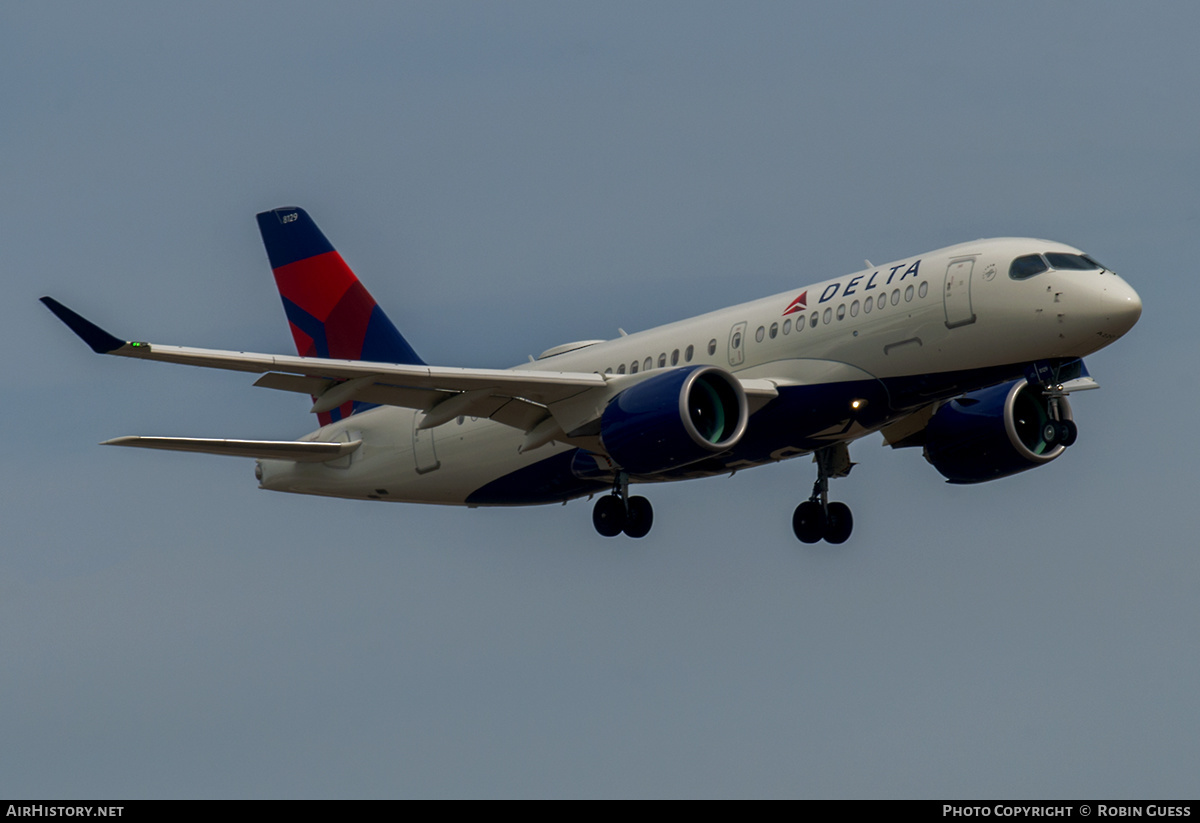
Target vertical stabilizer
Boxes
[256,206,425,423]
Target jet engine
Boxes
[600,366,748,475]
[923,379,1075,484]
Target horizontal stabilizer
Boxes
[101,436,361,463]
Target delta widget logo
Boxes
[782,291,807,316]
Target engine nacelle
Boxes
[600,366,748,475]
[924,379,1074,484]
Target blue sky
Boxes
[2,2,1197,798]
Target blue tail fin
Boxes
[256,206,424,423]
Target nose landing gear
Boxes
[1045,392,1078,447]
[793,444,854,544]
[592,471,654,539]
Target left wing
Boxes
[42,296,606,430]
[42,297,780,450]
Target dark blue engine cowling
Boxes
[924,379,1073,484]
[600,366,749,475]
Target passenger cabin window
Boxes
[686,344,695,362]
[658,353,666,368]
[631,361,639,374]
[708,339,717,356]
[1010,254,1049,280]
[671,349,679,366]
[643,357,653,372]
[618,364,626,374]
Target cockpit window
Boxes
[1009,254,1048,280]
[1045,252,1101,271]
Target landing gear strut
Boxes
[793,444,854,544]
[592,471,654,539]
[1045,393,1078,448]
[1030,362,1080,449]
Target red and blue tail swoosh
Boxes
[257,206,425,423]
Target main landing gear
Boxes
[592,471,654,539]
[793,444,854,544]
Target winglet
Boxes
[40,297,126,353]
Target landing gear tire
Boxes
[792,501,826,544]
[1042,422,1059,446]
[824,502,853,544]
[593,495,626,537]
[794,445,855,544]
[623,496,653,539]
[1056,419,1078,447]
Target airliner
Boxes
[42,207,1142,543]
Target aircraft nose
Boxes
[1096,274,1142,338]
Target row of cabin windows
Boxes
[752,282,929,341]
[601,280,930,375]
[603,340,713,375]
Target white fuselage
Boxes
[257,238,1141,505]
